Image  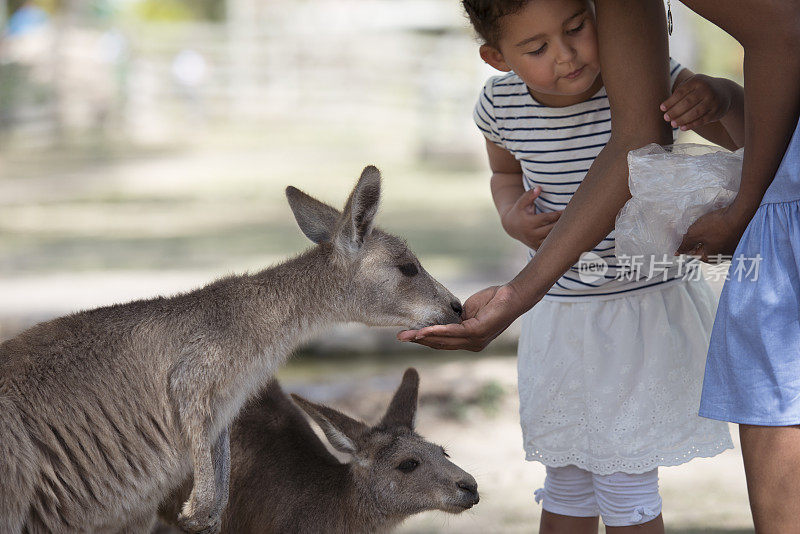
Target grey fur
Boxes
[0,166,462,533]
[159,369,479,533]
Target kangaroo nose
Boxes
[457,480,479,502]
[451,300,463,316]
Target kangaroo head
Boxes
[291,368,479,518]
[285,166,462,329]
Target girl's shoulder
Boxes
[479,72,526,102]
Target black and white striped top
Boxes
[474,58,698,301]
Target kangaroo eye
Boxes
[397,459,419,473]
[398,263,418,277]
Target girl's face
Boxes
[481,0,601,107]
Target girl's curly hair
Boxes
[461,0,533,45]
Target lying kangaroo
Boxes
[0,166,462,533]
[159,368,479,533]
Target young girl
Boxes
[464,0,742,531]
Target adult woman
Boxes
[400,1,800,531]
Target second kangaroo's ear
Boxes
[286,186,342,244]
[291,394,369,455]
[379,368,419,431]
[334,165,381,254]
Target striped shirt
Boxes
[474,58,699,301]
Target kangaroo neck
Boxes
[306,468,400,533]
[249,244,351,354]
[345,481,405,533]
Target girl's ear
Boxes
[480,45,511,72]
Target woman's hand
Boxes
[501,186,563,250]
[660,74,732,132]
[397,284,530,352]
[675,201,755,261]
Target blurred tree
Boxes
[5,0,119,22]
[8,0,25,14]
[8,0,56,16]
[132,0,225,22]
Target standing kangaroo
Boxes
[159,368,479,533]
[0,166,463,533]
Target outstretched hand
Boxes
[397,284,530,352]
[675,204,751,261]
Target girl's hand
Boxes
[397,284,528,352]
[675,203,753,261]
[501,186,563,250]
[660,74,732,132]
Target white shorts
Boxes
[535,465,662,527]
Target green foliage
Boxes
[132,0,225,22]
[689,10,743,81]
[476,380,505,416]
[0,63,53,118]
[436,380,506,421]
[8,0,60,16]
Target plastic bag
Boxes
[615,143,743,261]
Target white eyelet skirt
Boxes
[518,278,733,475]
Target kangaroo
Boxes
[159,368,479,533]
[0,166,463,534]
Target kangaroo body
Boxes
[1,253,343,532]
[0,167,461,533]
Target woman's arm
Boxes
[506,0,673,306]
[677,0,800,258]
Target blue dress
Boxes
[700,115,800,425]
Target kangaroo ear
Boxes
[334,165,381,254]
[379,368,419,431]
[286,186,342,244]
[291,394,368,455]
